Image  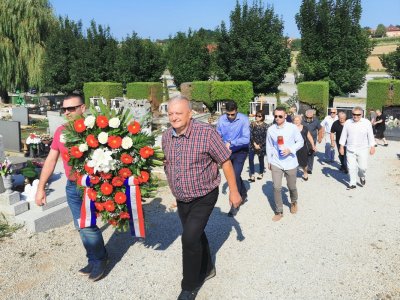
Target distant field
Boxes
[371,44,398,55]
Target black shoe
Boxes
[307,170,312,174]
[88,259,108,282]
[360,178,366,186]
[347,185,356,190]
[177,289,198,300]
[78,263,93,276]
[384,143,388,147]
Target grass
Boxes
[0,213,23,240]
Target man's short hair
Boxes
[338,111,346,117]
[275,106,287,113]
[225,100,238,112]
[305,109,315,116]
[168,95,192,110]
[64,91,84,104]
[352,106,363,113]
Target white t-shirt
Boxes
[321,115,338,135]
[339,118,376,151]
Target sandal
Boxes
[301,176,308,181]
[249,175,255,182]
[257,173,263,180]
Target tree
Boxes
[164,30,211,87]
[296,0,373,97]
[375,24,387,38]
[0,0,54,99]
[215,1,291,94]
[380,46,400,79]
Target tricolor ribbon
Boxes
[124,176,145,238]
[78,175,97,229]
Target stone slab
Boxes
[12,107,29,126]
[0,191,20,205]
[0,120,21,152]
[0,200,28,216]
[47,111,65,136]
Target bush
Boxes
[191,81,212,108]
[126,82,163,101]
[83,82,123,106]
[211,81,254,114]
[297,81,329,117]
[367,79,400,110]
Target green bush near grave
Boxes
[83,82,123,106]
[366,79,400,110]
[191,81,253,113]
[126,82,163,103]
[297,81,329,117]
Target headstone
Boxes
[47,111,65,136]
[12,107,29,126]
[0,135,5,161]
[0,120,21,152]
[121,99,152,134]
[383,106,400,139]
[89,97,107,112]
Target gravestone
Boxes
[89,97,107,112]
[120,99,152,134]
[0,135,5,161]
[0,120,21,152]
[383,106,400,139]
[12,107,29,126]
[47,111,65,136]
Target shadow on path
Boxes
[262,181,290,213]
[321,166,348,186]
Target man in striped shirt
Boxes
[162,96,241,300]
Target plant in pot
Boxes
[0,158,13,194]
[26,133,42,158]
[21,161,40,185]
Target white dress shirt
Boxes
[339,118,376,151]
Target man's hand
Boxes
[339,146,344,156]
[35,188,47,206]
[229,190,242,208]
[225,142,231,150]
[370,146,376,155]
[282,148,291,156]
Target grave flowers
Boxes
[26,133,42,157]
[63,102,164,237]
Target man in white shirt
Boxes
[339,106,375,189]
[266,107,304,221]
[321,108,338,162]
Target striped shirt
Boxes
[162,119,231,202]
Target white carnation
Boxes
[87,148,115,173]
[121,136,133,149]
[84,115,96,129]
[78,143,88,152]
[109,117,120,128]
[98,132,108,144]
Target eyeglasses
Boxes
[352,113,362,116]
[61,104,83,113]
[256,115,262,118]
[274,115,284,119]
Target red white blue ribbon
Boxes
[79,175,97,229]
[124,176,145,238]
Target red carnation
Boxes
[84,164,95,175]
[90,175,100,184]
[119,168,132,178]
[119,212,130,219]
[61,151,70,162]
[75,172,82,185]
[120,153,133,164]
[95,202,104,211]
[87,188,97,201]
[74,119,86,133]
[108,219,118,226]
[86,134,99,148]
[111,176,124,187]
[100,172,112,180]
[127,121,141,134]
[139,170,150,183]
[100,182,113,195]
[139,146,154,159]
[70,146,83,158]
[107,136,122,149]
[104,200,115,212]
[114,192,127,204]
[96,116,109,128]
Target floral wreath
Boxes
[64,103,164,236]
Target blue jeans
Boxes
[230,150,248,198]
[325,141,335,162]
[248,149,265,176]
[66,180,107,263]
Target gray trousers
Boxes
[271,164,298,213]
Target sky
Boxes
[50,0,400,40]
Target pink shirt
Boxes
[51,125,75,180]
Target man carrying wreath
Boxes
[162,96,242,300]
[35,93,108,281]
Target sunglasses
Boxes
[330,111,337,114]
[256,115,263,118]
[352,113,362,116]
[226,113,237,116]
[61,104,83,113]
[274,115,284,119]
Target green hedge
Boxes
[126,82,163,103]
[366,79,400,110]
[191,81,212,108]
[191,81,254,113]
[83,82,123,106]
[297,81,329,117]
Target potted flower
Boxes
[26,132,42,157]
[0,158,13,194]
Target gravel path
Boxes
[1,142,399,300]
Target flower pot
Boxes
[2,175,13,194]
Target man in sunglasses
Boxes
[339,106,375,189]
[302,109,323,174]
[266,107,304,221]
[320,108,338,162]
[217,100,250,217]
[35,93,108,281]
